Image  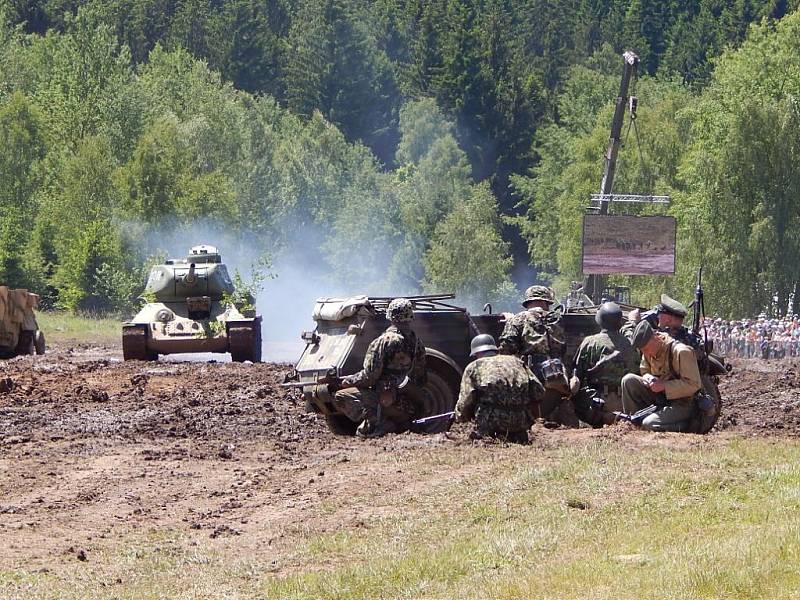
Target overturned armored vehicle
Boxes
[122,245,261,362]
[0,287,45,358]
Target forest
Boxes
[1,0,800,317]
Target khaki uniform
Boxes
[498,308,572,425]
[571,330,640,426]
[621,332,701,431]
[335,324,426,436]
[456,354,543,443]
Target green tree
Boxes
[424,181,515,306]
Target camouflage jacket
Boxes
[341,325,426,390]
[498,307,566,360]
[572,330,640,393]
[456,354,544,433]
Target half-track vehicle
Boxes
[0,287,45,358]
[122,245,261,362]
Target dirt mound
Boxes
[716,358,800,434]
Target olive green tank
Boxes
[0,287,46,358]
[122,245,261,362]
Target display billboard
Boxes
[581,215,676,275]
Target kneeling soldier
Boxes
[570,302,640,426]
[621,320,701,431]
[334,298,426,438]
[455,334,544,444]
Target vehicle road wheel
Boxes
[411,369,458,434]
[325,414,359,436]
[229,320,262,363]
[34,330,46,355]
[122,326,156,361]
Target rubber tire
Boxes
[412,369,459,434]
[15,330,35,356]
[325,414,359,436]
[34,330,46,355]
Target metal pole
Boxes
[586,51,639,304]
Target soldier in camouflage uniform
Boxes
[499,285,575,427]
[456,334,544,444]
[334,298,427,438]
[569,302,640,426]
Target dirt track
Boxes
[0,346,797,570]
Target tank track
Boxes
[122,326,152,361]
[229,319,262,363]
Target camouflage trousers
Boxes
[621,374,694,432]
[470,427,529,444]
[334,387,414,437]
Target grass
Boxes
[2,437,800,599]
[36,310,120,345]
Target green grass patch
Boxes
[36,311,120,345]
[3,437,800,599]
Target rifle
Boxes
[280,366,340,389]
[692,267,704,336]
[613,405,661,425]
[412,411,456,425]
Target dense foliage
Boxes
[0,1,799,317]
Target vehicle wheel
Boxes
[325,414,359,436]
[122,326,156,361]
[229,320,262,363]
[411,369,459,434]
[34,330,46,355]
[15,330,34,356]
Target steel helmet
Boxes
[386,298,414,323]
[595,302,623,331]
[470,334,498,357]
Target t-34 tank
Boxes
[122,245,261,362]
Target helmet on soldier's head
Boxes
[522,285,555,307]
[595,302,623,331]
[470,334,498,357]
[386,298,414,323]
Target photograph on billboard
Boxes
[581,215,676,275]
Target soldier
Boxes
[570,302,640,427]
[499,285,574,427]
[455,334,544,444]
[628,294,702,349]
[333,298,426,438]
[621,320,702,431]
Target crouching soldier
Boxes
[333,298,426,438]
[570,302,640,426]
[455,334,544,444]
[499,285,575,427]
[621,320,701,432]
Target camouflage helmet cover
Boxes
[386,297,414,323]
[523,285,555,306]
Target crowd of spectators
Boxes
[703,314,800,359]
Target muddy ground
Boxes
[1,345,798,571]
